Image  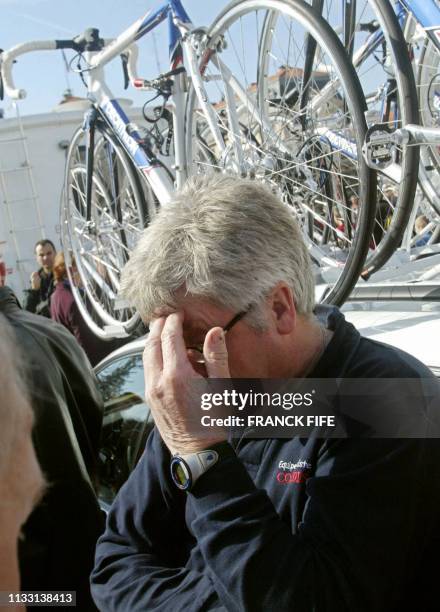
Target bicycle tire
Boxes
[185,0,376,305]
[416,37,440,218]
[61,122,148,338]
[317,0,420,275]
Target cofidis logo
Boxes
[276,459,312,484]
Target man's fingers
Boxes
[143,317,166,387]
[161,312,188,371]
[203,327,230,378]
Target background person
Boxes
[50,251,119,366]
[414,214,433,247]
[0,284,105,611]
[0,315,45,608]
[24,239,56,317]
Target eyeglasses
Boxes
[186,309,249,364]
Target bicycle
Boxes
[404,0,440,221]
[1,0,376,337]
[361,0,440,243]
[308,0,421,277]
[317,0,440,271]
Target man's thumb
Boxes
[203,327,230,378]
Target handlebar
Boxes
[0,28,140,100]
[2,40,57,99]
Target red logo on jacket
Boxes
[276,470,309,484]
[276,459,311,484]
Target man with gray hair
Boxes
[92,175,440,611]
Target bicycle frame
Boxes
[82,0,192,209]
[81,0,286,216]
[399,0,440,35]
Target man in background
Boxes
[24,239,56,317]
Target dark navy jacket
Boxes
[91,308,440,611]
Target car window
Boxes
[96,353,153,505]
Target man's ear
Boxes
[268,282,296,335]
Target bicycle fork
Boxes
[83,107,98,227]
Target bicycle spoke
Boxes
[62,126,147,334]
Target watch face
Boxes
[170,457,192,491]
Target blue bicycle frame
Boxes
[398,0,440,34]
[82,0,196,207]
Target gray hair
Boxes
[120,175,315,326]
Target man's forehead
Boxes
[36,245,54,254]
[151,297,227,328]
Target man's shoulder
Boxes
[10,307,91,367]
[352,335,434,379]
[320,305,433,380]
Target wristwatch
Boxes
[170,449,220,491]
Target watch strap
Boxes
[171,449,219,490]
[183,449,219,479]
[171,442,237,491]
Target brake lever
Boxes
[120,52,129,90]
[0,47,17,101]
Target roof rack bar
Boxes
[349,283,440,302]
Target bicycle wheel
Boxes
[417,37,440,218]
[185,0,376,305]
[62,122,150,337]
[316,0,420,275]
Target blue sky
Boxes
[0,0,221,117]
